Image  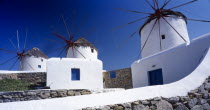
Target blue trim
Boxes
[110,71,116,78]
[71,69,80,80]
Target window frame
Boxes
[38,65,41,68]
[161,35,166,40]
[91,48,94,53]
[71,68,80,81]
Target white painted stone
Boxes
[132,33,210,88]
[1,35,210,110]
[66,46,98,59]
[19,56,47,72]
[47,58,103,89]
[141,15,190,58]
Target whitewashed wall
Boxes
[66,46,98,59]
[47,58,103,89]
[132,33,210,88]
[19,56,47,72]
[1,48,210,109]
[141,15,190,58]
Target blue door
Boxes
[148,69,163,85]
[71,69,80,80]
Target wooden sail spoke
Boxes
[118,26,141,48]
[161,0,172,9]
[169,0,198,10]
[140,19,158,55]
[17,30,20,52]
[47,46,67,55]
[0,48,16,54]
[158,19,162,51]
[80,27,96,38]
[24,29,28,50]
[72,46,75,57]
[73,46,86,59]
[53,33,68,41]
[145,0,156,10]
[61,15,72,39]
[8,38,18,52]
[45,38,65,43]
[113,16,150,30]
[162,17,187,42]
[25,61,34,70]
[57,45,68,57]
[186,19,210,22]
[71,9,77,35]
[73,15,88,36]
[114,8,152,14]
[154,0,159,9]
[9,58,19,70]
[0,56,18,65]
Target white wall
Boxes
[19,56,47,72]
[132,33,210,88]
[47,58,103,89]
[66,46,98,59]
[141,15,190,58]
[1,47,210,109]
[0,71,38,74]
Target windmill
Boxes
[47,13,96,59]
[0,30,48,71]
[114,0,210,58]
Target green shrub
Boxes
[0,79,30,92]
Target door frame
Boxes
[148,68,163,86]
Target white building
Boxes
[19,47,48,72]
[47,38,103,89]
[131,10,210,88]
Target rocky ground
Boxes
[82,76,210,110]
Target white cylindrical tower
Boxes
[140,10,190,58]
[66,37,98,59]
[19,48,48,72]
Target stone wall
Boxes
[103,68,133,89]
[0,72,46,87]
[83,76,210,110]
[0,89,91,103]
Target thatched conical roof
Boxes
[139,10,187,34]
[24,47,49,59]
[72,37,98,52]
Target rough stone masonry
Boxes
[103,68,133,89]
[82,76,210,110]
[0,72,46,87]
[0,89,91,103]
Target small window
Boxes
[71,69,80,80]
[38,65,41,68]
[110,71,116,78]
[41,59,43,62]
[91,48,94,53]
[162,35,165,39]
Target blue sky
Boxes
[0,0,210,71]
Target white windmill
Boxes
[0,30,48,72]
[114,0,210,88]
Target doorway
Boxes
[148,69,163,85]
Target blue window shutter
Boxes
[71,69,80,80]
